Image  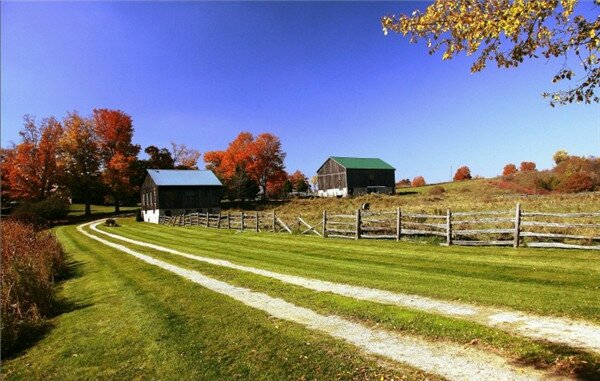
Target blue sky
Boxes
[2,1,599,183]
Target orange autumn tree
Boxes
[411,176,426,187]
[59,112,101,217]
[288,170,309,192]
[3,115,63,201]
[502,163,518,177]
[205,132,287,199]
[520,161,537,172]
[453,166,472,181]
[93,109,140,212]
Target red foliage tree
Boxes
[204,132,287,199]
[93,109,141,212]
[411,176,426,187]
[288,170,309,192]
[519,161,537,172]
[558,173,595,193]
[453,166,472,181]
[502,163,518,176]
[3,116,63,201]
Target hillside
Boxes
[223,179,600,222]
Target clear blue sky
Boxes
[2,1,599,183]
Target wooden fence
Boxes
[159,211,293,234]
[158,204,600,250]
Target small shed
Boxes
[316,157,395,197]
[140,169,223,223]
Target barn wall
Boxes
[157,186,222,211]
[140,176,158,211]
[317,158,347,191]
[346,169,396,196]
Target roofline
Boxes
[316,157,396,173]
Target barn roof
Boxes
[146,169,222,186]
[330,157,395,170]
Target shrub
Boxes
[428,185,446,195]
[557,173,595,193]
[453,166,472,181]
[396,178,411,187]
[1,220,66,355]
[13,197,70,223]
[411,176,426,187]
[502,163,517,177]
[519,161,537,172]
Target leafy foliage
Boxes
[453,166,472,181]
[170,141,200,169]
[411,176,426,187]
[205,132,287,199]
[502,163,518,177]
[553,149,570,164]
[382,0,600,106]
[1,220,65,355]
[520,161,537,172]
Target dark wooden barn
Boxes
[316,157,395,197]
[140,169,223,223]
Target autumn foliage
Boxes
[453,166,472,181]
[520,161,537,172]
[205,132,287,199]
[502,163,518,177]
[1,220,66,355]
[411,176,426,187]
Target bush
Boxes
[558,173,595,193]
[428,185,446,195]
[502,163,517,177]
[453,166,472,181]
[411,176,426,187]
[519,161,537,172]
[1,220,66,355]
[13,197,70,223]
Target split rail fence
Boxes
[158,204,600,250]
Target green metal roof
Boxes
[330,156,395,170]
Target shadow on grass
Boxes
[2,259,92,360]
[516,341,600,381]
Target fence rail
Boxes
[157,203,600,250]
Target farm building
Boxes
[140,169,223,223]
[316,156,396,197]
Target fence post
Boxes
[355,209,361,240]
[227,211,231,229]
[217,212,221,229]
[241,212,245,231]
[256,211,259,232]
[396,207,401,241]
[446,209,452,246]
[272,211,276,232]
[514,203,521,248]
[322,210,327,238]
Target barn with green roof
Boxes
[316,156,396,197]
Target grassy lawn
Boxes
[98,218,600,323]
[92,219,600,378]
[1,222,434,381]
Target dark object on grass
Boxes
[361,203,370,210]
[105,218,118,227]
[135,209,143,222]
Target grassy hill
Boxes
[223,179,600,223]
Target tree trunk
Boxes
[114,194,120,213]
[84,193,92,217]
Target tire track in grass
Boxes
[90,220,600,355]
[79,220,547,381]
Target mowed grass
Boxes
[92,220,600,378]
[1,223,435,381]
[100,218,600,323]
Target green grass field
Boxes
[3,205,600,379]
